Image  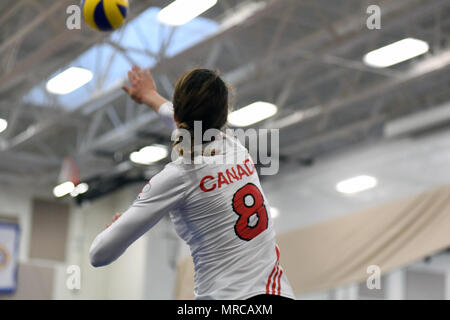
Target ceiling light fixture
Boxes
[158,0,217,26]
[53,181,75,198]
[363,38,429,68]
[70,183,90,197]
[0,118,7,133]
[46,67,93,95]
[130,145,168,165]
[336,175,378,194]
[228,101,278,127]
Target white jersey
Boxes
[89,102,295,300]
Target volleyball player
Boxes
[89,66,295,300]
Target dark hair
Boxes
[173,68,229,132]
[172,68,229,156]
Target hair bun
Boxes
[178,122,191,131]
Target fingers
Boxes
[128,70,137,86]
[132,65,139,76]
[122,85,130,94]
[129,68,138,85]
[132,65,143,76]
[133,65,145,79]
[112,213,122,222]
[127,66,150,92]
[134,65,143,74]
[106,213,121,228]
[144,68,153,80]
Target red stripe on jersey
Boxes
[266,245,281,294]
[271,264,279,294]
[266,265,277,294]
[277,269,283,296]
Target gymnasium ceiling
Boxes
[0,0,449,199]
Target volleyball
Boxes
[81,0,129,32]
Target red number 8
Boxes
[232,183,269,241]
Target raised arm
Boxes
[122,66,168,111]
[122,66,176,130]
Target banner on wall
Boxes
[0,222,20,293]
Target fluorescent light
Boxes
[270,207,279,219]
[130,145,168,165]
[46,67,93,95]
[53,181,75,198]
[228,101,278,127]
[220,1,266,30]
[71,183,89,197]
[336,175,378,194]
[158,0,217,26]
[0,118,7,133]
[76,182,89,194]
[363,38,429,68]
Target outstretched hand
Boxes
[122,66,169,112]
[122,66,157,104]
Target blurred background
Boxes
[0,0,450,299]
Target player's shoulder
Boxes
[162,157,187,175]
[163,156,207,179]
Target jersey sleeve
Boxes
[157,101,176,131]
[89,164,185,267]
